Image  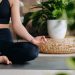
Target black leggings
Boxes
[0,29,39,64]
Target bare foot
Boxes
[0,56,12,64]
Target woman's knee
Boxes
[18,42,39,61]
[29,45,39,60]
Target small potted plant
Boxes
[42,0,68,39]
[23,0,69,38]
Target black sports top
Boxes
[0,0,11,24]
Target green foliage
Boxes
[65,0,75,30]
[40,0,67,19]
[23,0,74,35]
[67,57,75,69]
[71,57,75,62]
[56,72,68,75]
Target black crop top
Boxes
[0,0,11,24]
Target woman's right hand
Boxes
[31,36,47,46]
[0,56,12,65]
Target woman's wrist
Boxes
[29,37,35,43]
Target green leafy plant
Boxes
[56,72,68,75]
[65,0,75,31]
[67,57,75,69]
[23,0,71,36]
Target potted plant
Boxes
[44,0,68,39]
[23,0,69,38]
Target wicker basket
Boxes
[39,37,75,54]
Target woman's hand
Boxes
[31,36,47,46]
[0,56,12,65]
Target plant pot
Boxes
[47,20,67,39]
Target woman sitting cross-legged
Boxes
[0,0,47,64]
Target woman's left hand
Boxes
[31,36,47,46]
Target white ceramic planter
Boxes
[47,20,67,39]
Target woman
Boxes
[0,0,47,64]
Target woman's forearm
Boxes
[13,23,34,42]
[10,0,47,46]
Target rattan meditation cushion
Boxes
[39,37,75,54]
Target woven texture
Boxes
[39,37,75,54]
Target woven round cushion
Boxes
[39,37,75,54]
